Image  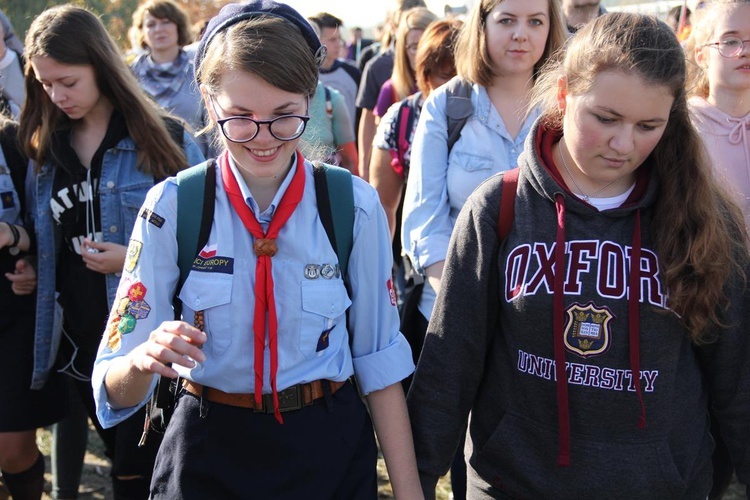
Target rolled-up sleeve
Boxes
[347,178,414,394]
[92,179,181,428]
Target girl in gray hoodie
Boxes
[408,12,750,499]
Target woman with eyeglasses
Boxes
[373,7,437,122]
[18,5,204,498]
[91,2,422,498]
[686,0,750,228]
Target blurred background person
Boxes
[373,8,438,122]
[130,0,209,156]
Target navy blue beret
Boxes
[194,0,325,83]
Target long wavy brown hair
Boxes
[532,12,748,342]
[19,5,186,178]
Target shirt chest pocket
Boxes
[299,280,351,359]
[0,170,21,224]
[179,273,233,356]
[448,150,494,173]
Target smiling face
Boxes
[695,3,750,103]
[205,70,308,185]
[30,55,109,121]
[484,0,550,78]
[142,12,179,53]
[557,70,674,196]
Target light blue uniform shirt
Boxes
[93,154,413,428]
[401,78,539,319]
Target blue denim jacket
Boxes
[29,131,204,388]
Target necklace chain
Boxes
[558,138,620,203]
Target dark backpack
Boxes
[391,78,474,180]
[140,160,355,444]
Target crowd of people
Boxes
[0,0,748,499]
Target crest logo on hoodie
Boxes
[564,301,614,358]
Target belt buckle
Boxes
[263,385,303,413]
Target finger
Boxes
[85,239,107,250]
[161,321,207,348]
[146,336,205,367]
[14,259,27,271]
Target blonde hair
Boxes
[685,0,750,98]
[533,12,748,342]
[455,0,568,86]
[20,5,187,178]
[392,7,438,101]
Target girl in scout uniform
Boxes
[92,2,422,499]
[17,6,204,498]
[0,113,66,499]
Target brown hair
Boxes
[415,19,462,96]
[132,0,193,50]
[392,7,438,101]
[685,0,750,98]
[533,12,748,342]
[455,0,568,86]
[20,4,187,178]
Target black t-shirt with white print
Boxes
[50,112,128,343]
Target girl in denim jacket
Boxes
[17,5,204,498]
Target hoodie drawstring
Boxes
[552,194,571,466]
[552,197,646,466]
[629,209,647,430]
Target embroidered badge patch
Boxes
[316,325,335,352]
[191,255,234,274]
[128,282,147,301]
[138,207,165,228]
[118,313,137,334]
[124,240,142,273]
[107,316,122,352]
[1,191,14,209]
[564,302,614,358]
[387,278,397,306]
[199,243,217,259]
[128,300,151,320]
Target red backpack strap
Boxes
[498,168,519,241]
[390,101,413,179]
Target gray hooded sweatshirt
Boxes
[407,119,750,499]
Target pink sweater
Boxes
[689,96,750,227]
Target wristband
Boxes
[5,221,20,248]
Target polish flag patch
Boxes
[199,243,217,259]
[387,278,397,306]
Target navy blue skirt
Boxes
[150,381,378,499]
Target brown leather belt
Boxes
[182,379,346,413]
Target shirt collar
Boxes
[226,151,299,221]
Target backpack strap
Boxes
[498,168,519,240]
[140,160,216,447]
[445,78,473,155]
[175,160,216,296]
[312,162,354,279]
[324,86,333,118]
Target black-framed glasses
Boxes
[209,96,310,143]
[704,36,750,58]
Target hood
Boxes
[519,117,660,217]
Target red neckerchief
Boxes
[219,150,306,423]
